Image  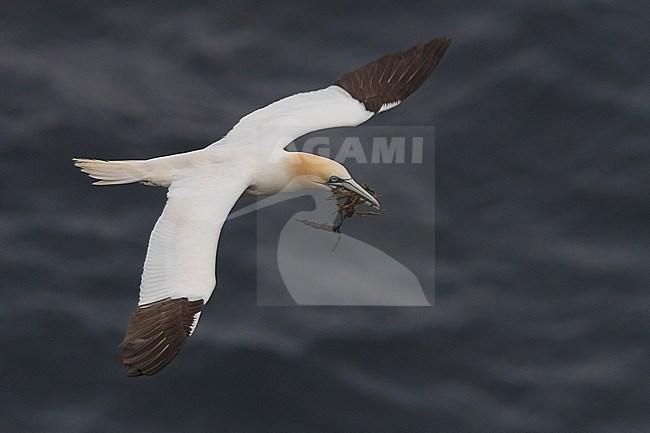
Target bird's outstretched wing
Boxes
[334,37,451,113]
[216,37,451,150]
[120,169,248,376]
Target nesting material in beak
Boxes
[328,182,384,233]
[294,182,385,251]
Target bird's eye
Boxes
[329,175,340,183]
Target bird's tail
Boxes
[73,158,149,185]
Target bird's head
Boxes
[285,152,380,209]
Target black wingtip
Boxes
[334,37,452,113]
[120,297,204,377]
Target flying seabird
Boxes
[74,37,451,376]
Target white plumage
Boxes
[73,37,451,376]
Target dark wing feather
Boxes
[334,37,451,112]
[120,297,204,377]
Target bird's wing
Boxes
[215,37,451,151]
[120,168,249,376]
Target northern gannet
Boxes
[74,37,451,376]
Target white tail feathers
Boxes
[73,158,149,186]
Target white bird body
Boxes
[74,38,451,376]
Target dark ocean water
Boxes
[1,0,649,431]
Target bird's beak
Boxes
[339,179,381,209]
